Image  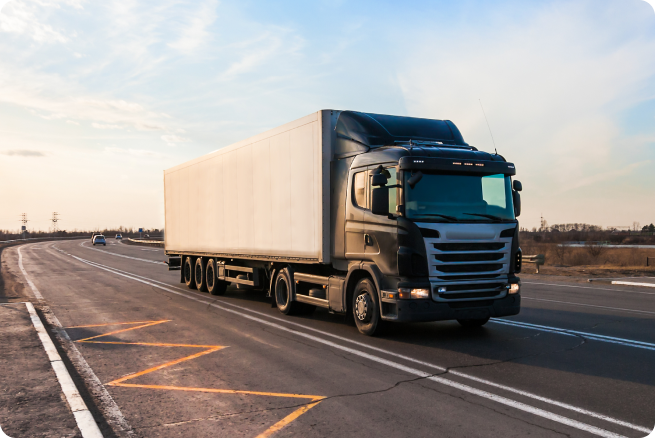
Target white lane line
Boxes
[490,319,655,351]
[523,281,655,295]
[79,241,164,265]
[59,251,649,436]
[21,244,135,436]
[612,281,655,288]
[24,301,103,438]
[523,297,655,316]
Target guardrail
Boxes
[126,238,165,248]
[523,254,545,274]
[0,236,87,244]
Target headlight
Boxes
[508,283,520,294]
[398,288,430,299]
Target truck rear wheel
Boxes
[457,317,490,328]
[206,259,227,296]
[184,256,197,289]
[195,257,208,292]
[275,269,300,315]
[352,278,380,336]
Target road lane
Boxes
[6,240,655,437]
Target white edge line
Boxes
[18,244,134,436]
[58,250,648,437]
[17,247,43,300]
[24,302,103,438]
[612,281,655,288]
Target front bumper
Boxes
[380,293,520,322]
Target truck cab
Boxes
[330,111,522,331]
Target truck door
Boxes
[362,166,399,275]
[344,169,367,259]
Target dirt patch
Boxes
[0,244,30,304]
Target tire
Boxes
[274,268,301,315]
[352,278,380,336]
[195,257,208,292]
[103,244,106,246]
[457,317,490,328]
[184,256,197,289]
[206,259,227,296]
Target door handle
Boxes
[364,233,372,246]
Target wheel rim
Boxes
[276,278,289,307]
[355,293,372,322]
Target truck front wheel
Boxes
[195,257,208,292]
[206,259,227,296]
[184,256,197,289]
[275,269,300,315]
[352,278,380,336]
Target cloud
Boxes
[92,122,123,130]
[1,149,44,156]
[104,147,165,158]
[161,134,191,146]
[0,0,69,43]
[167,0,218,52]
[66,120,79,125]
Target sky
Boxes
[0,0,654,232]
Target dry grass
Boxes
[521,243,655,268]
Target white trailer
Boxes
[164,110,336,263]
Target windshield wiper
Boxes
[463,213,504,221]
[412,213,458,221]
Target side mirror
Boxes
[371,187,389,216]
[513,180,522,192]
[513,191,521,217]
[407,171,423,189]
[371,173,387,187]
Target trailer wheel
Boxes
[184,256,197,289]
[195,257,208,292]
[457,317,490,328]
[206,259,227,296]
[352,278,380,336]
[274,269,300,315]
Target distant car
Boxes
[92,235,106,246]
[115,234,122,239]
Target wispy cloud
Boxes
[1,149,45,156]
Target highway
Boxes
[5,239,655,438]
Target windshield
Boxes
[404,172,515,222]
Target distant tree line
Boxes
[0,227,163,242]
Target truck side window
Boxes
[353,171,366,208]
[368,167,397,214]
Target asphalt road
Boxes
[4,239,655,438]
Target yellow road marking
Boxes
[70,320,324,436]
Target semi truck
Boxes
[163,110,523,335]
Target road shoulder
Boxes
[0,302,81,438]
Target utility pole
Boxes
[20,213,29,239]
[50,212,61,234]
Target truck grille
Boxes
[420,223,514,302]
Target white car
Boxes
[92,235,106,246]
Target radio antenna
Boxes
[479,99,497,154]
